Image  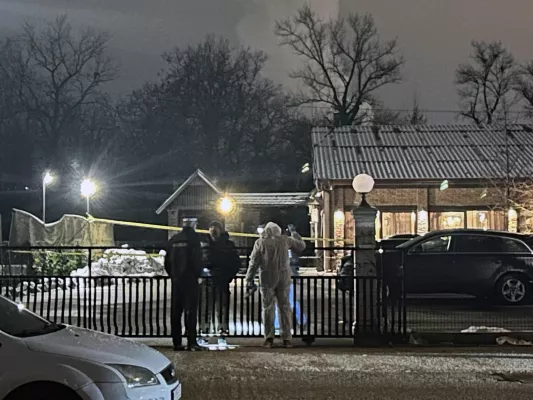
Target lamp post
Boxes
[42,172,54,224]
[351,173,380,343]
[352,173,375,207]
[81,179,97,215]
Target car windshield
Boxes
[0,295,65,338]
[397,234,427,249]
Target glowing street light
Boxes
[42,172,54,223]
[81,179,97,215]
[217,196,235,216]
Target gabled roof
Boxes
[156,169,221,214]
[229,193,310,206]
[156,170,312,214]
[312,124,533,181]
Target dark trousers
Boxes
[199,283,230,334]
[171,278,199,346]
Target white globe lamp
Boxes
[352,174,375,207]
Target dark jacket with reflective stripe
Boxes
[164,227,203,281]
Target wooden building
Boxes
[310,124,533,270]
[156,170,311,244]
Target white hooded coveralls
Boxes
[245,222,306,340]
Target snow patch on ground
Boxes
[71,247,167,278]
[461,326,511,333]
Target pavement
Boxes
[156,341,533,399]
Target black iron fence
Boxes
[0,274,405,340]
[2,245,532,341]
[0,245,406,341]
[400,251,533,333]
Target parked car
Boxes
[0,295,181,400]
[377,234,419,251]
[336,234,419,292]
[381,229,533,305]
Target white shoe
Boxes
[218,337,228,347]
[197,336,209,346]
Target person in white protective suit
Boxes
[245,222,306,348]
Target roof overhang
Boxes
[228,192,312,207]
[325,178,519,189]
[156,169,221,215]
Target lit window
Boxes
[431,212,464,230]
[466,210,505,230]
[344,211,354,242]
[381,212,416,238]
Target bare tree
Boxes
[275,5,404,126]
[123,35,301,189]
[404,96,428,125]
[456,41,519,124]
[371,102,402,125]
[4,16,118,159]
[370,97,428,125]
[516,61,533,117]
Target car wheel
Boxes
[495,274,530,306]
[5,382,81,400]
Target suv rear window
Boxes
[455,235,531,253]
[454,235,500,253]
[501,238,531,253]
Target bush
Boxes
[33,250,88,276]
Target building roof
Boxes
[156,169,222,214]
[229,193,310,206]
[156,170,311,214]
[312,124,533,181]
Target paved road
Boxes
[159,346,533,400]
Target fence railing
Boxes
[3,245,532,340]
[0,245,407,341]
[0,274,405,340]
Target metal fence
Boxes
[401,251,533,334]
[0,246,406,342]
[0,274,405,340]
[3,245,531,341]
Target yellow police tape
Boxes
[87,216,352,244]
[11,249,321,260]
[6,216,351,259]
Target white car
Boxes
[0,295,181,400]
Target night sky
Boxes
[0,0,532,122]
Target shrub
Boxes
[33,250,88,276]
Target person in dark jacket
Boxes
[164,218,205,351]
[199,220,240,346]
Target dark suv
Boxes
[382,229,533,305]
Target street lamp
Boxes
[42,172,54,223]
[81,179,97,215]
[217,196,235,215]
[352,173,375,207]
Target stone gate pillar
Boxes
[351,174,380,344]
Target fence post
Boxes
[352,192,380,345]
[88,248,92,329]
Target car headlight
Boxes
[109,364,159,388]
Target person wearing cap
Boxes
[164,217,205,351]
[199,220,241,347]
